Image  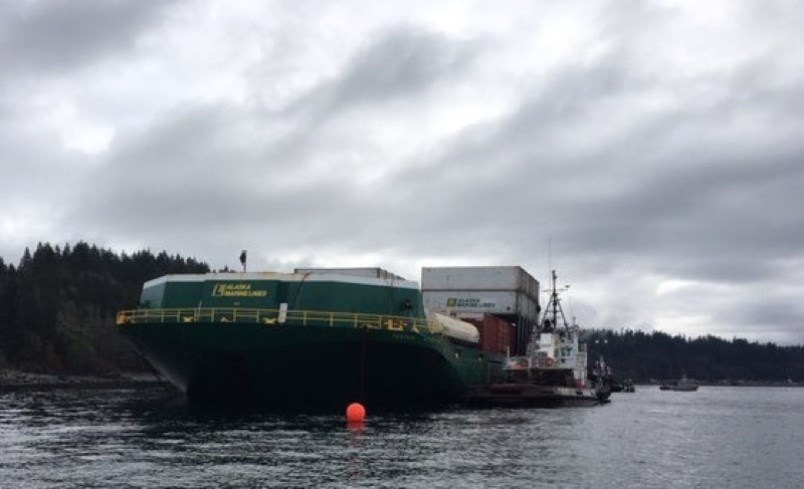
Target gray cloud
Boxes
[2,1,803,344]
[0,0,173,74]
[282,26,482,125]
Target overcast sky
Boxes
[1,0,803,344]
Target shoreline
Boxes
[4,369,800,393]
[0,369,170,392]
[637,381,802,388]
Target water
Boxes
[1,386,803,488]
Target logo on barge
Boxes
[212,283,268,297]
[445,297,496,308]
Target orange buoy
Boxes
[346,402,366,423]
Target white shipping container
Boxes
[421,266,539,300]
[422,267,540,323]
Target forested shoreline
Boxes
[0,242,208,375]
[0,242,802,382]
[585,329,804,383]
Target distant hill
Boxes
[584,329,804,383]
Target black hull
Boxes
[120,321,504,413]
[465,383,610,408]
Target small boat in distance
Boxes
[659,376,699,391]
[622,379,636,392]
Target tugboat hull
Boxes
[466,383,609,408]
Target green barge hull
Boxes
[117,271,505,412]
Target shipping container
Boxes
[421,266,538,317]
[421,266,541,355]
[463,314,513,355]
[421,266,538,298]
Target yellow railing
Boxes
[116,307,443,334]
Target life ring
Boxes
[545,357,555,367]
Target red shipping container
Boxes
[464,314,512,354]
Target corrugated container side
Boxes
[422,266,539,301]
[464,314,513,354]
[422,267,522,291]
[423,290,539,325]
[517,268,540,301]
[423,290,521,315]
[494,314,513,354]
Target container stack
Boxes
[421,267,540,355]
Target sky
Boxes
[1,0,803,344]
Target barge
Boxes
[116,268,511,412]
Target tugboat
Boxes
[466,270,612,407]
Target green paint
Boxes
[124,273,503,411]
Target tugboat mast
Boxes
[526,269,570,356]
[543,270,569,333]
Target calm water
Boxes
[1,386,802,488]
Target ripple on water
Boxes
[2,386,804,487]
